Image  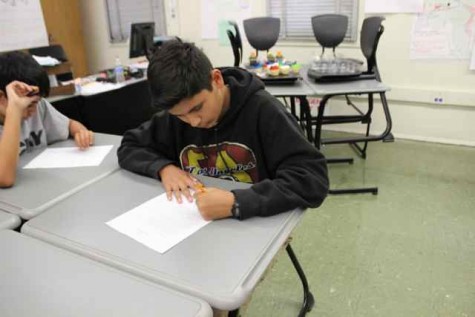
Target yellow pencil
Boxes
[195,182,206,193]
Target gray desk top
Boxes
[265,73,390,98]
[306,77,390,95]
[301,65,390,96]
[22,170,304,310]
[0,230,212,317]
[265,78,316,96]
[0,133,121,220]
[0,210,21,230]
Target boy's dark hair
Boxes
[147,39,213,111]
[0,51,50,97]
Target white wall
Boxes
[79,0,475,146]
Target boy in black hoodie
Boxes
[118,40,328,220]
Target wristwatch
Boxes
[230,196,240,219]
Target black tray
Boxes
[245,64,300,85]
[307,69,362,83]
[258,74,300,85]
[307,58,363,82]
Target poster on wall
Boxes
[365,0,424,13]
[410,0,475,59]
[201,0,252,45]
[0,0,48,52]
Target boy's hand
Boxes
[193,188,234,220]
[73,130,94,150]
[5,81,39,112]
[159,165,197,203]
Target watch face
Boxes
[232,201,240,219]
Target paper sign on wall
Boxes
[0,0,48,52]
[365,0,424,13]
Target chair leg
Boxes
[329,187,378,195]
[327,157,354,164]
[286,244,315,317]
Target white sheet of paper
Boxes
[23,145,113,169]
[80,82,125,96]
[106,193,211,254]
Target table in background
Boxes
[49,79,155,135]
[47,93,82,122]
[267,74,393,195]
[265,79,316,140]
[0,210,21,230]
[0,133,121,220]
[0,230,212,317]
[304,76,392,149]
[22,170,305,311]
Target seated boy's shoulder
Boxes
[246,90,275,106]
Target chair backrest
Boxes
[243,17,280,55]
[311,14,348,55]
[226,21,243,67]
[360,16,385,79]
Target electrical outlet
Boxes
[433,93,444,104]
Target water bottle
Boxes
[114,57,125,83]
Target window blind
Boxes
[106,0,167,42]
[267,0,358,41]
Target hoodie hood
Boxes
[217,67,264,127]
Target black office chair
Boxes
[340,16,393,159]
[243,17,280,57]
[28,45,73,81]
[311,14,348,58]
[226,21,243,67]
[360,16,385,81]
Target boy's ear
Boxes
[211,69,224,87]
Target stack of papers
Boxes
[32,55,61,66]
[80,82,125,96]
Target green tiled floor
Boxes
[244,139,475,317]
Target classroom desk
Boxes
[22,170,305,311]
[0,210,21,230]
[304,76,393,149]
[0,133,121,220]
[47,93,83,122]
[0,230,212,317]
[267,75,393,195]
[265,79,316,140]
[49,78,155,135]
[80,78,155,135]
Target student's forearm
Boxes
[0,109,23,187]
[68,119,88,137]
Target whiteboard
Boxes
[0,0,48,52]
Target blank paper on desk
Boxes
[23,145,113,169]
[106,193,211,253]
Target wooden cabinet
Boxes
[39,0,89,77]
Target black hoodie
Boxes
[118,67,329,219]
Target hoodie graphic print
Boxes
[180,142,258,183]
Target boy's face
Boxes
[168,69,229,129]
[0,92,39,120]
